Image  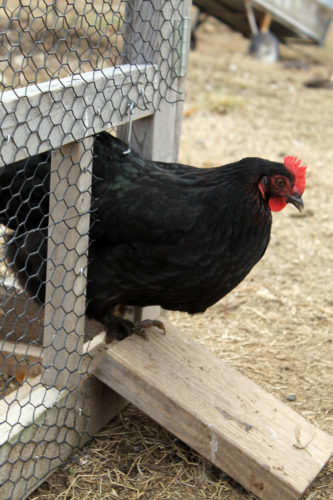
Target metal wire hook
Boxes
[122,100,136,155]
[140,88,148,106]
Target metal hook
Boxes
[140,88,148,106]
[123,100,136,155]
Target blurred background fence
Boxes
[0,1,191,498]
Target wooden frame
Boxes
[42,138,93,389]
[0,334,126,499]
[0,1,191,498]
[0,64,159,167]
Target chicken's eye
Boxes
[274,176,287,188]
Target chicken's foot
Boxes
[132,319,166,339]
[103,313,165,343]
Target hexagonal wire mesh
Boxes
[0,1,189,498]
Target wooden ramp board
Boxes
[94,320,333,500]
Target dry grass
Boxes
[29,405,255,500]
[13,16,333,500]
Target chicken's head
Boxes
[259,156,307,212]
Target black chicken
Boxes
[0,132,306,340]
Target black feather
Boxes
[0,132,296,338]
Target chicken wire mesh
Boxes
[0,1,188,498]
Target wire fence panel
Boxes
[0,1,189,498]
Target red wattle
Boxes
[269,197,286,212]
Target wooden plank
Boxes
[42,139,92,388]
[0,335,127,500]
[260,12,273,33]
[245,0,259,35]
[0,64,158,166]
[94,320,333,500]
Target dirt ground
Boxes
[28,17,333,500]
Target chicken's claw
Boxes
[133,319,166,339]
[103,314,166,343]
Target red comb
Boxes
[283,156,307,195]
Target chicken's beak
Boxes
[286,192,304,212]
